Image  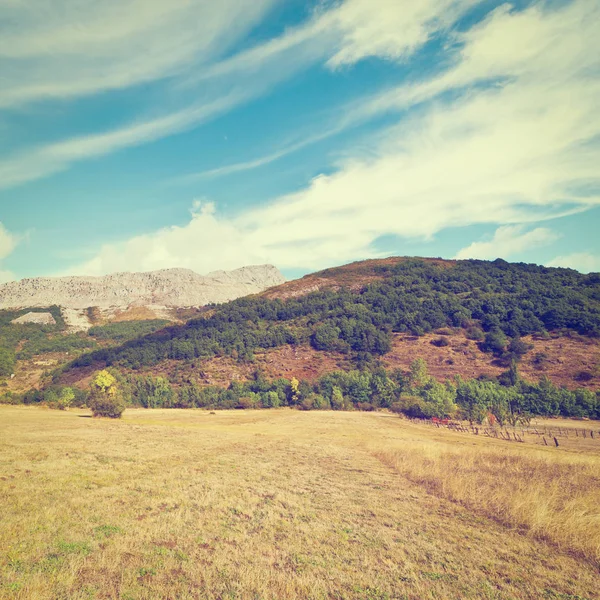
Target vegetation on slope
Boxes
[3,258,600,418]
[0,306,98,364]
[69,258,600,372]
[88,319,171,342]
[9,358,599,421]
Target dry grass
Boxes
[1,407,599,600]
[370,420,600,566]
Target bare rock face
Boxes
[0,265,285,310]
[11,312,57,325]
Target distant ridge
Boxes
[0,265,285,310]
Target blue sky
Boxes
[0,0,599,282]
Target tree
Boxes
[409,358,429,389]
[289,377,300,405]
[482,329,508,356]
[311,324,343,351]
[57,387,75,410]
[262,390,281,408]
[455,379,494,424]
[331,385,353,410]
[89,370,126,418]
[0,348,15,378]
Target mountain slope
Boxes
[58,257,600,390]
[0,265,285,310]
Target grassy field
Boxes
[1,408,599,600]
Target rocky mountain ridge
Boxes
[0,265,285,310]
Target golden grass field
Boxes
[1,407,599,600]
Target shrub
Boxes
[57,387,75,410]
[465,326,484,341]
[236,396,258,409]
[482,329,508,355]
[89,393,126,418]
[431,337,450,347]
[574,371,593,383]
[532,352,549,369]
[395,396,431,419]
[88,370,126,418]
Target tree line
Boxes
[5,360,598,421]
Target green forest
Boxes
[8,359,599,421]
[70,258,600,371]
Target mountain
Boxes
[52,256,600,391]
[0,265,285,310]
[4,257,600,418]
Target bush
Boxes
[465,327,484,341]
[482,329,508,355]
[395,396,432,419]
[236,396,258,409]
[431,337,450,347]
[89,393,126,419]
[88,370,126,418]
[574,371,593,383]
[532,352,549,370]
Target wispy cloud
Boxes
[326,0,478,68]
[0,91,247,189]
[0,0,278,108]
[64,0,600,276]
[1,0,479,190]
[174,126,348,183]
[455,225,560,260]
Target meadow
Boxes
[1,407,599,600]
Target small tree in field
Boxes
[57,387,75,410]
[89,370,126,418]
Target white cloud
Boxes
[0,0,478,190]
[0,223,17,282]
[0,223,17,261]
[454,225,560,260]
[64,0,600,276]
[547,253,600,274]
[174,125,348,183]
[327,0,478,68]
[0,0,277,107]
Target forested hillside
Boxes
[3,258,600,420]
[70,258,600,370]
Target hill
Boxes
[0,264,285,312]
[65,256,600,369]
[15,256,594,421]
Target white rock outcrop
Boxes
[11,312,57,325]
[0,265,285,310]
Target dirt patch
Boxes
[381,332,599,390]
[3,353,64,393]
[263,256,456,300]
[49,332,599,393]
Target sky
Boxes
[0,0,599,282]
